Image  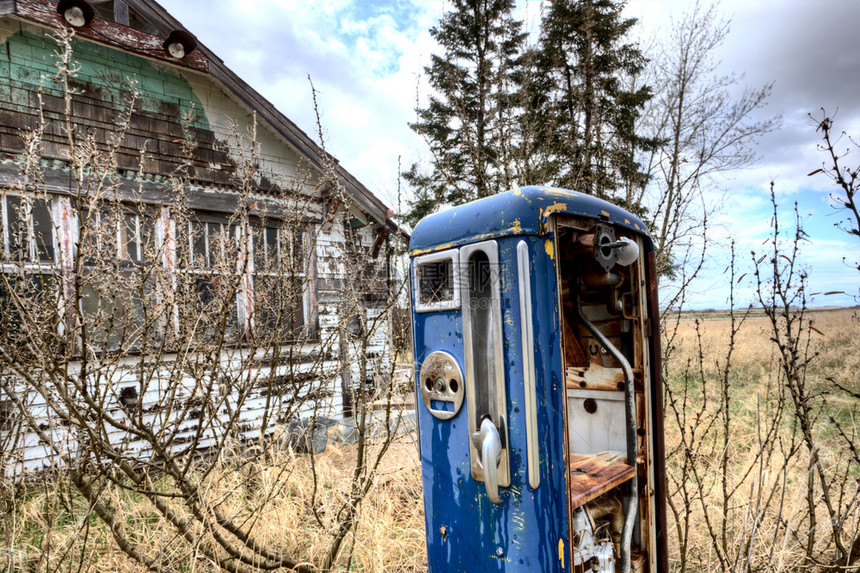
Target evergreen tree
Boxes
[535,0,653,214]
[404,0,525,226]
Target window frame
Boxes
[413,248,461,313]
[0,192,62,346]
[0,191,320,352]
[249,220,308,339]
[177,215,243,341]
[76,203,160,351]
[1,193,58,267]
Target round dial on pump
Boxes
[419,351,464,420]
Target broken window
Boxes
[178,217,241,342]
[77,205,157,351]
[251,222,306,339]
[1,193,315,351]
[0,194,61,354]
[4,195,55,263]
[413,249,460,312]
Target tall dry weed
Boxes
[3,309,857,571]
[663,189,860,573]
[3,431,427,572]
[665,308,860,572]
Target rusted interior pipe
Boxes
[575,295,638,573]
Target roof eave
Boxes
[7,0,406,239]
[131,0,402,236]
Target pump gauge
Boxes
[419,351,464,420]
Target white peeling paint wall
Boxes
[0,26,395,475]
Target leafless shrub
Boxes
[663,183,860,572]
[0,28,410,572]
[752,185,859,571]
[809,109,860,301]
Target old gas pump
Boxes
[410,186,668,572]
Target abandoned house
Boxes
[0,0,404,474]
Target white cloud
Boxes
[156,0,858,309]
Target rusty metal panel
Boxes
[568,451,635,509]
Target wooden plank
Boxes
[566,365,644,391]
[114,0,129,26]
[0,164,323,222]
[15,0,207,71]
[371,396,415,411]
[569,450,634,509]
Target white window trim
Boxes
[0,193,59,271]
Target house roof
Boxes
[409,186,651,256]
[2,0,404,237]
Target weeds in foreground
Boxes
[663,185,860,573]
[1,432,426,573]
[1,305,857,571]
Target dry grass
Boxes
[663,307,860,572]
[3,309,858,572]
[2,432,427,572]
[667,307,859,381]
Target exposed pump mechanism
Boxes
[559,220,650,573]
[593,225,640,271]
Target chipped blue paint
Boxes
[412,233,569,571]
[409,185,651,256]
[411,186,659,571]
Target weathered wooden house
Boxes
[0,0,403,473]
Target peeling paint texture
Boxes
[409,186,651,256]
[558,538,565,569]
[0,1,400,473]
[413,233,569,570]
[411,186,658,571]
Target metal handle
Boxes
[471,418,502,504]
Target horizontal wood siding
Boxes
[0,11,396,476]
[1,355,345,475]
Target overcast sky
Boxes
[156,0,860,309]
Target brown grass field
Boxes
[3,308,858,571]
[661,307,860,572]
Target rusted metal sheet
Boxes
[15,0,208,71]
[568,451,635,509]
[646,250,669,573]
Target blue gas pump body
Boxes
[409,186,658,572]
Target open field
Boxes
[665,307,859,383]
[661,307,860,572]
[1,308,857,571]
[665,305,860,322]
